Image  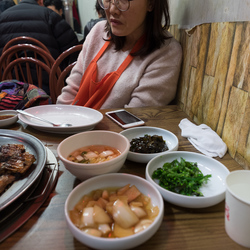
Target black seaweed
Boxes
[130,134,168,153]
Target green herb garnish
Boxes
[152,157,212,196]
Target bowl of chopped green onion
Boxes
[120,126,178,163]
[145,151,230,208]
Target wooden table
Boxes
[0,105,245,249]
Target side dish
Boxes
[0,115,15,120]
[69,184,159,238]
[67,145,121,164]
[0,144,36,194]
[130,134,168,153]
[152,157,212,196]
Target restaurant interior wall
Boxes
[77,0,96,33]
[168,0,250,170]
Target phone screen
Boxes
[107,110,141,125]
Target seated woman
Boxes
[56,0,182,109]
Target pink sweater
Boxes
[57,21,182,109]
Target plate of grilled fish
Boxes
[0,130,46,211]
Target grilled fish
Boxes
[0,144,36,195]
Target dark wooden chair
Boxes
[49,44,82,103]
[0,44,55,94]
[2,36,50,54]
[2,57,51,90]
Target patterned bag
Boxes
[0,80,52,110]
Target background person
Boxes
[57,0,182,109]
[81,0,106,43]
[44,0,81,33]
[0,0,15,14]
[0,0,78,61]
[0,0,79,94]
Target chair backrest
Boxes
[2,57,51,93]
[0,44,55,86]
[49,44,82,103]
[2,36,50,54]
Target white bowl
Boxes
[0,110,18,128]
[146,151,230,208]
[57,130,130,181]
[65,173,164,249]
[120,126,178,163]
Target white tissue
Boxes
[178,118,227,158]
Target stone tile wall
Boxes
[169,22,250,169]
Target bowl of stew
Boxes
[57,130,130,180]
[0,110,18,128]
[65,173,164,249]
[120,126,178,163]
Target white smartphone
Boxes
[105,109,145,129]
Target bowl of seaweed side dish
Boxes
[120,126,178,163]
[65,173,164,249]
[0,110,18,128]
[145,151,230,208]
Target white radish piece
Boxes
[83,228,102,237]
[98,224,111,235]
[112,199,139,229]
[134,219,153,234]
[113,223,134,237]
[130,205,147,218]
[93,205,112,224]
[75,155,84,161]
[100,150,114,158]
[85,151,98,159]
[81,207,95,227]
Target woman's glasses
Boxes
[98,0,132,12]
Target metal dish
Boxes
[0,129,46,211]
[0,147,59,242]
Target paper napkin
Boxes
[178,118,227,158]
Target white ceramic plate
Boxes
[146,151,230,208]
[0,110,18,128]
[120,126,178,163]
[18,104,103,134]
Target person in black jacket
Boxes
[44,0,81,33]
[81,0,106,43]
[0,0,79,94]
[0,0,15,14]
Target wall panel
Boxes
[169,21,250,169]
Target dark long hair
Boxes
[105,0,171,57]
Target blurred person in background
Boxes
[0,0,78,94]
[0,0,78,60]
[44,0,81,33]
[0,0,15,13]
[81,0,106,43]
[44,0,63,15]
[57,0,182,109]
